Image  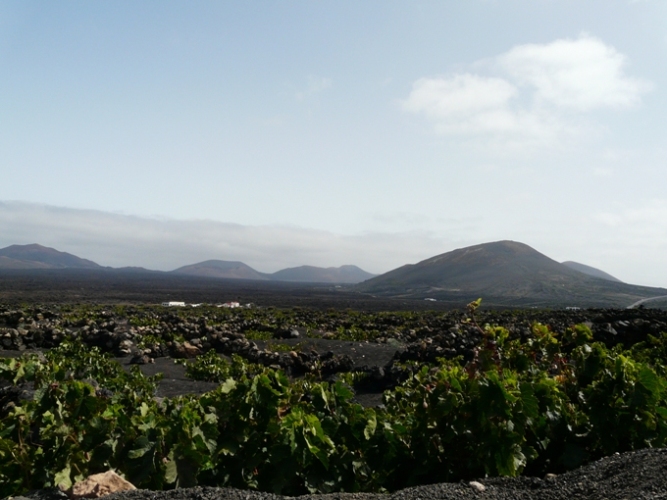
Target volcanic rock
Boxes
[70,471,136,499]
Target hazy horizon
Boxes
[2,2,666,286]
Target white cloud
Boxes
[403,74,517,119]
[403,74,517,133]
[0,201,457,274]
[499,34,651,111]
[403,34,651,148]
[402,73,567,146]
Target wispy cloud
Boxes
[295,75,332,101]
[0,201,458,274]
[593,199,667,241]
[402,34,652,149]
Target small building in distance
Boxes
[219,301,241,308]
[162,301,186,307]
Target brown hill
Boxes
[356,240,667,308]
[0,244,102,270]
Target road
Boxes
[627,295,667,308]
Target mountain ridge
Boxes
[0,245,375,284]
[1,241,664,302]
[0,244,102,270]
[172,260,375,284]
[562,261,622,282]
[171,260,271,281]
[269,264,375,284]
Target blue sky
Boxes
[1,1,666,285]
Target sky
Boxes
[1,1,667,285]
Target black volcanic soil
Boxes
[111,446,667,498]
[4,270,667,499]
[0,340,400,407]
[2,271,667,404]
[117,340,397,405]
[18,447,667,500]
[0,269,468,311]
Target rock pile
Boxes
[2,306,667,385]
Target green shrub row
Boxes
[3,318,667,496]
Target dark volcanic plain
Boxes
[17,447,667,500]
[3,269,667,500]
[0,268,466,311]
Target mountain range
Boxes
[2,241,666,307]
[0,244,375,284]
[170,260,375,284]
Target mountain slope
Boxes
[562,261,622,282]
[356,240,667,307]
[0,244,102,269]
[171,260,270,281]
[270,265,375,284]
[0,256,53,269]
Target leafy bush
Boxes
[3,311,667,496]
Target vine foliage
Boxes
[2,305,667,496]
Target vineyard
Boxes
[2,302,667,496]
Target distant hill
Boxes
[562,261,622,282]
[270,265,375,284]
[0,244,102,270]
[171,260,270,281]
[172,261,375,284]
[0,244,375,284]
[3,242,663,307]
[356,240,667,308]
